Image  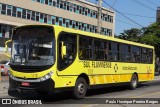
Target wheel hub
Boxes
[78,83,85,94]
[132,76,137,87]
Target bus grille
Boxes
[10,65,52,73]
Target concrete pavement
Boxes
[0,74,160,98]
[0,75,160,107]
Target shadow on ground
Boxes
[7,82,153,104]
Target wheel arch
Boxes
[77,73,90,87]
[133,72,138,81]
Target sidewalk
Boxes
[0,77,9,97]
[154,75,160,80]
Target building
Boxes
[157,7,160,22]
[0,0,115,40]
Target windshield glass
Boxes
[11,26,55,66]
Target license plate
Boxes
[21,82,30,86]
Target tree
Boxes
[117,22,160,57]
[140,34,160,57]
[140,34,160,45]
[140,22,160,56]
[143,22,160,36]
[118,28,142,42]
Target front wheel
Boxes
[73,77,87,99]
[130,74,138,90]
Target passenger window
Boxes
[149,49,153,63]
[79,37,93,60]
[132,46,141,62]
[94,40,107,60]
[116,43,121,61]
[126,45,132,61]
[58,33,77,70]
[108,42,118,61]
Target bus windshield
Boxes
[11,26,55,66]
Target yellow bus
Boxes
[5,25,154,99]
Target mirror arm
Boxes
[5,39,12,58]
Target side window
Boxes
[7,5,12,16]
[141,48,147,63]
[79,37,93,60]
[112,43,121,61]
[49,0,52,5]
[149,49,153,63]
[40,13,44,22]
[53,1,56,6]
[31,11,35,21]
[141,48,153,63]
[108,42,118,61]
[127,45,131,61]
[132,46,141,62]
[17,8,22,18]
[12,6,16,17]
[0,4,2,13]
[36,12,40,21]
[22,9,26,19]
[47,15,51,24]
[58,33,77,70]
[121,44,132,62]
[27,10,31,20]
[44,14,47,23]
[1,4,6,15]
[94,40,107,60]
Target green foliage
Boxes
[140,34,160,46]
[144,22,160,36]
[118,28,141,42]
[142,22,160,56]
[117,22,160,57]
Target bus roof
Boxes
[14,25,154,49]
[54,25,154,49]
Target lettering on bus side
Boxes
[82,61,112,68]
[122,66,137,70]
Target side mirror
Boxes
[61,42,66,59]
[5,39,12,58]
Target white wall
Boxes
[0,47,11,52]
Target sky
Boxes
[88,0,160,35]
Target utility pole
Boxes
[97,0,102,34]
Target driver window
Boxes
[58,33,77,70]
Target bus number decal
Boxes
[31,73,38,78]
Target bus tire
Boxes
[73,77,87,99]
[130,74,138,90]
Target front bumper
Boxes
[8,77,55,94]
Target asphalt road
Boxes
[0,76,160,107]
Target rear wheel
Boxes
[130,74,138,90]
[73,77,87,99]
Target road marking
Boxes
[130,91,160,98]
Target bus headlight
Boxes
[8,70,54,82]
[38,71,54,82]
[8,71,15,80]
